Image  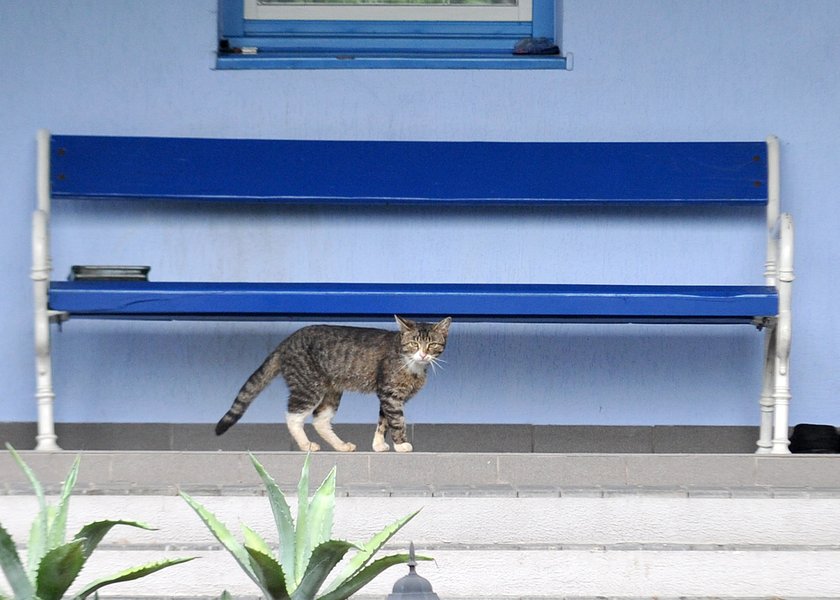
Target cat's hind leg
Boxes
[313,391,356,452]
[286,410,320,452]
[286,387,323,451]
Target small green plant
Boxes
[0,444,194,600]
[181,453,427,600]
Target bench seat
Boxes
[49,281,778,324]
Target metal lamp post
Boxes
[386,543,440,600]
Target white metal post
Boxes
[32,129,60,451]
[756,135,786,454]
[764,135,781,287]
[771,213,794,454]
[755,330,776,453]
[766,136,793,453]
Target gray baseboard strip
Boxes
[2,422,762,453]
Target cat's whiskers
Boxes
[401,354,428,376]
[398,350,447,376]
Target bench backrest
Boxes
[49,135,769,206]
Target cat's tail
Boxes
[215,351,282,435]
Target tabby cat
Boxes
[215,315,452,452]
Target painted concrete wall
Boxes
[1,1,839,432]
[3,492,840,598]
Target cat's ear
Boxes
[434,316,452,335]
[394,315,417,332]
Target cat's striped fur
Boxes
[215,315,451,452]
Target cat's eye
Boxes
[428,343,444,352]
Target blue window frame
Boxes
[217,0,566,70]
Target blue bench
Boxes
[31,130,794,453]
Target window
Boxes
[217,0,566,69]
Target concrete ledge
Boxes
[1,450,839,496]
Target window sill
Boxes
[215,51,569,70]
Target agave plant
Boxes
[0,444,194,600]
[181,453,427,600]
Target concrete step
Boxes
[1,452,840,598]
[3,451,840,491]
[4,493,840,598]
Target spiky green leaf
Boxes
[46,455,80,550]
[306,466,336,562]
[245,546,289,600]
[249,453,296,592]
[290,540,355,600]
[73,520,155,559]
[0,522,35,599]
[317,553,432,600]
[322,509,421,595]
[294,453,312,585]
[5,445,45,504]
[219,592,233,600]
[180,491,259,586]
[241,524,284,598]
[6,444,49,578]
[26,514,47,581]
[242,524,273,558]
[74,556,195,600]
[34,538,86,600]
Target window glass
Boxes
[245,0,530,21]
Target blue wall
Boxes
[2,1,839,431]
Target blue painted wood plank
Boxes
[48,281,778,324]
[50,136,767,205]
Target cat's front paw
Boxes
[338,442,356,452]
[394,442,413,453]
[372,440,390,452]
[301,441,321,452]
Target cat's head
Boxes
[395,315,452,370]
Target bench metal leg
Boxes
[760,142,793,455]
[770,213,795,454]
[32,130,61,452]
[771,347,792,454]
[32,209,60,452]
[757,320,792,455]
[756,326,776,454]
